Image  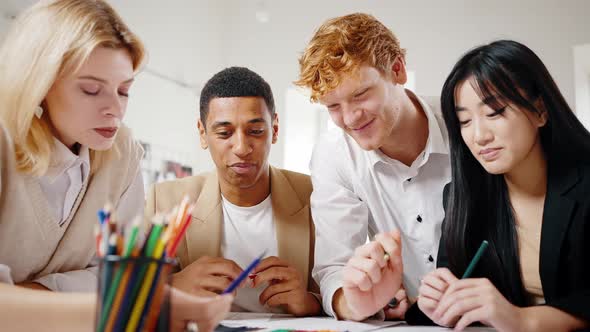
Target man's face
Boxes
[199,96,278,189]
[319,64,407,151]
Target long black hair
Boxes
[440,40,590,306]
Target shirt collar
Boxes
[368,93,449,167]
[44,138,90,183]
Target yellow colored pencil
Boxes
[124,237,168,332]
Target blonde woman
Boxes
[0,0,146,292]
[0,1,233,330]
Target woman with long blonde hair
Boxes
[0,1,233,330]
[0,0,145,291]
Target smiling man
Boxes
[295,13,452,321]
[145,67,321,316]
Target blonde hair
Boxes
[0,0,146,175]
[295,13,406,102]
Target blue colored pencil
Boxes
[222,250,267,295]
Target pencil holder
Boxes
[95,255,177,332]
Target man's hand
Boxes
[172,256,243,297]
[336,230,404,321]
[252,256,321,316]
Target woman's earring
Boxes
[34,106,44,119]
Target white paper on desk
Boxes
[221,313,403,332]
[376,326,495,332]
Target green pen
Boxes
[462,240,489,279]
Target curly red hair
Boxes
[295,13,405,102]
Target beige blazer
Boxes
[145,166,318,291]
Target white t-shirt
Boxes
[220,194,281,313]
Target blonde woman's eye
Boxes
[82,89,99,96]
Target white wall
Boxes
[0,11,13,40]
[574,44,590,129]
[221,0,590,170]
[123,70,214,172]
[109,1,228,175]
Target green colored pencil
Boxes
[462,240,489,279]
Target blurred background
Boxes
[1,0,589,190]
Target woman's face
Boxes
[455,79,547,175]
[44,46,135,151]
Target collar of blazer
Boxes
[184,166,311,288]
[540,158,581,299]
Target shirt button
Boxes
[428,255,434,263]
[417,215,422,223]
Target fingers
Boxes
[438,296,482,328]
[384,288,409,320]
[347,256,384,284]
[417,295,439,312]
[203,259,244,280]
[354,241,388,268]
[198,275,233,294]
[195,295,233,332]
[419,282,444,301]
[375,231,402,268]
[420,272,452,301]
[259,279,298,304]
[185,256,243,280]
[169,288,233,332]
[384,298,409,320]
[433,267,459,285]
[342,265,372,291]
[434,280,484,319]
[454,307,485,331]
[252,266,300,287]
[252,256,289,275]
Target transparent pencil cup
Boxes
[95,255,177,332]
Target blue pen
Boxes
[222,250,267,295]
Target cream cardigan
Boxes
[0,123,143,291]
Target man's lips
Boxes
[229,163,256,174]
[351,119,375,131]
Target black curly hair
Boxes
[199,67,275,129]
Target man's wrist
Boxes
[303,291,323,316]
[333,288,369,321]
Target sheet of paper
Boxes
[376,326,495,332]
[220,312,496,332]
[221,313,403,332]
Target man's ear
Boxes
[197,119,208,149]
[390,56,407,85]
[271,112,279,144]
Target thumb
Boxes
[391,229,402,246]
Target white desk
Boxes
[220,313,495,332]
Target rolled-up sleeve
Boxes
[310,135,369,317]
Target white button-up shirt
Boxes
[38,139,91,226]
[310,95,451,317]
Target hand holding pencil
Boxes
[417,240,517,330]
[340,230,404,321]
[171,255,245,297]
